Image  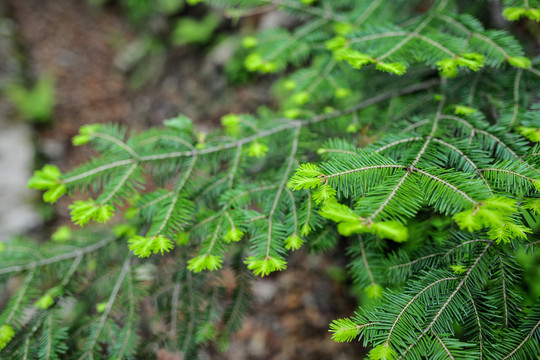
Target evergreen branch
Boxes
[248,214,267,222]
[431,138,493,194]
[467,73,481,106]
[0,237,115,276]
[80,258,130,360]
[19,2,540,357]
[224,211,235,229]
[116,270,136,360]
[387,253,441,270]
[302,190,312,233]
[412,98,444,166]
[374,137,422,153]
[509,69,523,127]
[441,115,475,133]
[436,14,512,59]
[193,177,228,203]
[45,313,53,360]
[4,269,35,324]
[402,120,430,134]
[266,126,301,258]
[491,246,510,327]
[526,67,540,77]
[285,188,298,235]
[399,243,491,359]
[414,33,456,56]
[190,185,276,234]
[413,168,476,204]
[432,330,456,360]
[475,129,520,160]
[442,115,532,172]
[138,123,298,161]
[318,148,358,156]
[153,156,197,236]
[377,0,450,61]
[308,79,441,126]
[431,138,477,171]
[355,0,383,25]
[60,255,82,287]
[138,191,173,210]
[393,93,435,123]
[266,0,347,22]
[205,222,222,256]
[91,132,139,159]
[368,172,410,220]
[348,31,408,45]
[139,134,194,147]
[100,163,138,204]
[229,144,243,187]
[479,167,537,184]
[63,159,135,184]
[471,32,510,59]
[324,164,405,180]
[358,236,376,286]
[526,239,540,247]
[502,318,540,359]
[306,60,337,94]
[464,284,484,359]
[385,276,458,346]
[64,79,440,191]
[443,239,492,259]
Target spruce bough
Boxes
[2,0,540,358]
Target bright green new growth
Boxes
[0,325,14,351]
[27,164,67,204]
[4,0,540,359]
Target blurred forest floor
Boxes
[2,0,365,359]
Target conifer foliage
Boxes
[2,0,540,358]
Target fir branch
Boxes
[0,237,115,276]
[80,258,130,360]
[442,239,492,260]
[432,330,457,360]
[285,188,299,236]
[374,137,423,153]
[412,167,476,204]
[387,253,441,270]
[91,132,140,159]
[464,284,484,360]
[265,126,301,258]
[385,276,458,347]
[502,318,540,359]
[266,0,347,22]
[368,172,410,220]
[99,163,138,204]
[509,69,523,127]
[355,0,383,25]
[4,269,35,325]
[402,120,430,134]
[358,236,376,286]
[323,164,405,180]
[398,243,491,359]
[491,246,510,328]
[63,159,135,184]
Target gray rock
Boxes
[0,6,41,240]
